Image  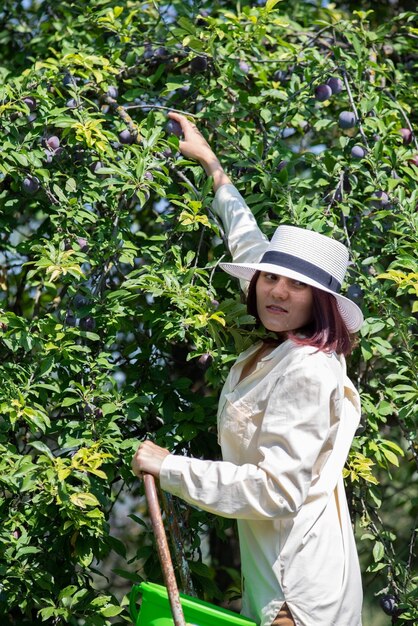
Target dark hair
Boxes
[247,271,355,355]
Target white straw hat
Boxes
[220,225,364,333]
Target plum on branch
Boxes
[339,111,356,129]
[22,176,40,194]
[326,77,343,94]
[106,86,118,99]
[119,129,134,144]
[399,128,413,145]
[46,136,60,151]
[315,84,332,102]
[22,96,37,111]
[190,56,208,73]
[351,145,366,159]
[371,190,390,208]
[379,595,399,616]
[165,119,183,138]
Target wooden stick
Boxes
[143,473,187,626]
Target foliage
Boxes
[0,0,416,624]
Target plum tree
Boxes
[65,313,77,327]
[239,60,250,74]
[0,2,416,626]
[347,284,364,301]
[79,316,96,331]
[90,160,103,174]
[197,353,213,369]
[62,72,75,87]
[399,128,413,145]
[274,69,288,82]
[106,85,118,99]
[76,237,89,252]
[371,190,390,207]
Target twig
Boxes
[397,417,418,473]
[326,170,353,251]
[406,522,417,574]
[159,154,198,195]
[44,187,61,206]
[302,25,334,48]
[341,68,370,149]
[103,95,140,140]
[191,227,205,285]
[123,103,197,117]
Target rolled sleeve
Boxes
[212,184,269,266]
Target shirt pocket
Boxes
[219,395,263,464]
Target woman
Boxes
[132,113,364,626]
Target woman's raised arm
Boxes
[168,112,268,272]
[168,111,232,193]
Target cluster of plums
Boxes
[17,62,417,195]
[314,77,359,132]
[315,76,344,102]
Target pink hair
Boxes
[288,288,354,355]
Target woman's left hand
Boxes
[131,440,170,479]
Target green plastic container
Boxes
[130,582,258,626]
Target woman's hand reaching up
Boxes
[168,111,232,191]
[168,111,216,164]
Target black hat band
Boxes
[260,251,342,293]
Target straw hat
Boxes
[220,225,364,333]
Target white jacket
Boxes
[160,184,363,626]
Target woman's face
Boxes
[256,272,313,334]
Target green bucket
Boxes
[130,581,258,626]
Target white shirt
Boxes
[160,184,363,626]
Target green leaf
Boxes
[28,441,54,459]
[70,492,100,508]
[260,108,272,124]
[13,152,29,166]
[381,448,399,467]
[240,134,251,150]
[266,0,283,10]
[61,397,80,407]
[177,16,196,34]
[112,568,143,583]
[65,178,77,192]
[101,605,124,617]
[101,402,118,416]
[373,541,385,563]
[164,80,188,92]
[350,34,364,57]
